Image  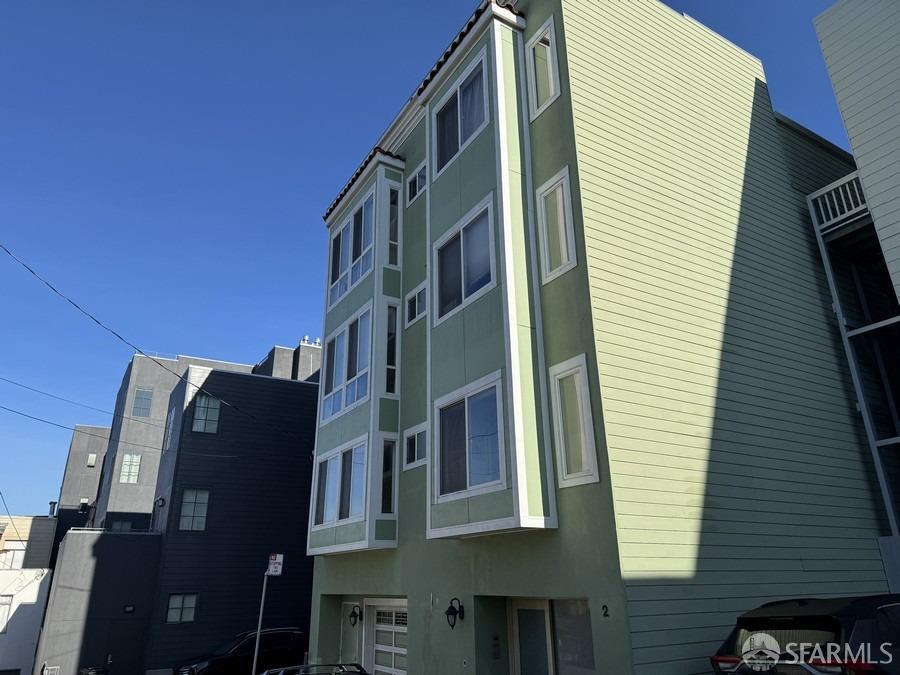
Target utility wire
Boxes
[0,489,26,543]
[0,404,164,452]
[0,375,165,430]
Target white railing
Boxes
[807,171,868,232]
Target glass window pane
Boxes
[357,311,370,373]
[416,430,427,462]
[340,223,351,272]
[552,599,596,674]
[406,434,417,465]
[350,445,366,517]
[333,332,346,389]
[324,339,336,395]
[347,319,359,379]
[460,65,485,143]
[382,441,394,514]
[533,34,554,108]
[387,306,397,368]
[463,210,491,297]
[363,195,374,249]
[467,387,500,486]
[339,449,353,520]
[323,456,340,523]
[330,234,342,284]
[352,208,363,261]
[436,93,459,170]
[517,609,551,673]
[133,388,153,417]
[407,297,417,323]
[417,288,427,310]
[543,183,569,272]
[559,373,585,475]
[438,234,463,317]
[314,462,328,525]
[440,400,467,495]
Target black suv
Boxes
[178,628,305,675]
[711,595,900,674]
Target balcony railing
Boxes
[808,171,868,233]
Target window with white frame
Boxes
[381,439,396,515]
[434,55,487,174]
[166,593,197,623]
[405,282,427,327]
[87,453,97,468]
[192,393,220,433]
[119,453,141,484]
[0,540,26,570]
[388,187,400,267]
[549,354,599,487]
[132,388,153,417]
[328,192,375,306]
[435,201,494,321]
[322,308,371,420]
[437,375,502,497]
[526,17,561,119]
[407,162,427,204]
[386,305,398,394]
[179,488,209,531]
[404,424,427,469]
[0,595,11,633]
[536,166,576,283]
[313,440,367,526]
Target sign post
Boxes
[251,554,283,675]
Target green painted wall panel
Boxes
[382,267,401,298]
[375,519,397,541]
[378,398,399,433]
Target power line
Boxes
[0,375,165,430]
[0,404,164,452]
[0,489,26,543]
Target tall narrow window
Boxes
[314,441,367,526]
[119,453,141,484]
[388,188,400,267]
[526,18,560,119]
[404,426,427,469]
[166,593,197,624]
[438,378,501,497]
[436,205,493,320]
[192,394,220,433]
[179,489,210,531]
[386,305,398,394]
[322,308,371,420]
[434,56,487,174]
[549,355,598,487]
[132,388,153,417]
[537,167,576,283]
[381,440,395,514]
[407,163,427,205]
[328,193,375,306]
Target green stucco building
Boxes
[306,1,896,673]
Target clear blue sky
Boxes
[0,0,840,515]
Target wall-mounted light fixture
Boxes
[348,604,362,627]
[154,497,166,508]
[445,598,464,629]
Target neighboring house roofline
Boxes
[774,111,854,164]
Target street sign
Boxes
[266,553,283,577]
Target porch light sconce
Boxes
[348,605,362,627]
[445,598,464,629]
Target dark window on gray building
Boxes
[166,593,197,623]
[178,489,209,531]
[132,388,153,417]
[192,394,220,434]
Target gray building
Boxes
[35,341,320,675]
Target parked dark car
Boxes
[177,628,305,675]
[711,595,900,674]
[262,666,367,675]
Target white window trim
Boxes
[433,369,506,504]
[404,281,428,328]
[536,165,577,285]
[432,47,490,182]
[119,453,141,484]
[319,301,374,426]
[386,181,402,271]
[549,354,599,488]
[432,193,497,328]
[526,16,562,122]
[378,433,399,520]
[403,422,428,471]
[327,185,377,311]
[310,433,369,531]
[406,160,428,206]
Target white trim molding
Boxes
[548,354,599,488]
[402,422,428,471]
[536,165,577,285]
[525,16,562,122]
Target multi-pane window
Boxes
[322,308,371,420]
[404,426,427,469]
[192,394,220,433]
[0,541,26,570]
[436,205,493,320]
[381,440,396,515]
[179,489,209,531]
[313,441,367,526]
[549,355,598,487]
[386,305,398,394]
[166,593,197,624]
[132,388,153,417]
[86,453,97,468]
[388,188,400,267]
[329,193,375,306]
[438,379,501,497]
[405,283,427,327]
[0,595,11,633]
[537,167,576,283]
[119,453,141,484]
[110,520,132,532]
[435,57,487,173]
[407,163,427,204]
[526,18,561,119]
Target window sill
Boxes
[319,393,370,428]
[310,514,366,533]
[402,459,427,472]
[557,472,599,489]
[529,90,561,124]
[327,266,374,312]
[432,118,490,184]
[541,259,577,286]
[433,279,497,328]
[434,479,505,505]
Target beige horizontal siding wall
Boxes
[817,0,900,304]
[561,1,888,673]
[0,516,55,568]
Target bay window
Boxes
[434,54,488,175]
[329,192,375,306]
[435,201,494,321]
[313,439,367,526]
[322,308,371,420]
